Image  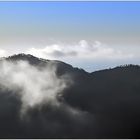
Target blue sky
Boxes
[0,2,140,43]
[0,2,140,71]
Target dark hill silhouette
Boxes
[0,53,140,138]
[5,53,87,76]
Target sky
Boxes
[0,1,140,72]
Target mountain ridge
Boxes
[0,53,140,138]
[1,53,140,74]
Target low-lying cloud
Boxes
[26,40,133,60]
[0,59,93,138]
[0,40,137,72]
[0,60,72,114]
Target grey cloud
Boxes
[51,50,77,57]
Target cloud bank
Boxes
[26,40,133,60]
[0,40,136,72]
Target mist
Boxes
[0,60,72,114]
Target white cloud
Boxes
[0,40,136,72]
[0,60,72,115]
[0,60,89,121]
[26,40,134,60]
[0,48,8,57]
